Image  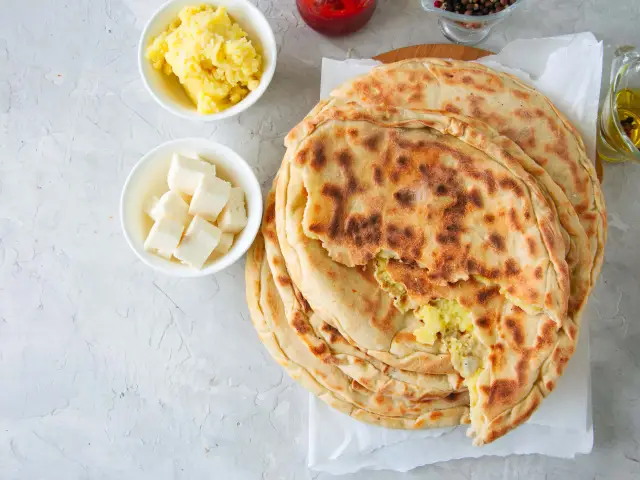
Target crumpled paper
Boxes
[309,32,602,474]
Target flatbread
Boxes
[278,103,583,445]
[245,59,605,446]
[326,58,606,290]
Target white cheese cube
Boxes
[167,153,216,196]
[146,191,190,225]
[144,216,185,259]
[214,232,234,255]
[188,175,232,222]
[144,195,160,217]
[174,215,222,269]
[217,187,247,233]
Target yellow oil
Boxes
[616,89,640,146]
[601,88,640,162]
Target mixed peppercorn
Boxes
[433,0,518,15]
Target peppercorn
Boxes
[433,0,518,15]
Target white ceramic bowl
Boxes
[138,0,277,121]
[121,138,263,277]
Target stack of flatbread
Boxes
[246,59,606,445]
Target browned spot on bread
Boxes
[505,317,524,345]
[469,188,483,208]
[351,380,367,392]
[484,213,495,224]
[435,184,448,196]
[396,154,409,167]
[346,213,382,248]
[488,233,505,252]
[311,142,326,170]
[430,411,443,421]
[445,104,461,114]
[307,223,325,234]
[476,316,490,329]
[488,379,518,406]
[394,331,417,343]
[534,266,543,279]
[488,343,506,372]
[374,166,384,185]
[509,208,523,232]
[446,391,462,402]
[358,377,371,389]
[263,227,277,242]
[321,184,344,239]
[277,275,291,287]
[347,127,358,138]
[436,231,459,245]
[545,292,553,307]
[292,312,310,334]
[295,147,309,165]
[292,287,312,314]
[466,258,478,272]
[364,133,382,151]
[505,258,521,276]
[546,380,555,392]
[526,237,537,256]
[467,167,498,195]
[385,224,424,259]
[514,108,534,120]
[499,178,524,197]
[271,256,280,266]
[310,343,328,356]
[394,188,415,207]
[265,201,276,224]
[462,75,473,84]
[320,323,344,344]
[337,149,352,167]
[513,90,530,101]
[535,318,557,348]
[477,286,500,304]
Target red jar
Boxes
[296,0,377,36]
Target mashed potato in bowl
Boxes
[146,4,262,115]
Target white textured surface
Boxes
[1,1,639,478]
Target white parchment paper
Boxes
[309,32,603,474]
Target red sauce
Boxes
[296,0,377,36]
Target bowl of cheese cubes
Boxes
[120,138,262,277]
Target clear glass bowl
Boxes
[421,0,529,46]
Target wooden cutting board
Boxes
[373,44,604,182]
[374,44,491,63]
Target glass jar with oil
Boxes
[598,46,640,163]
